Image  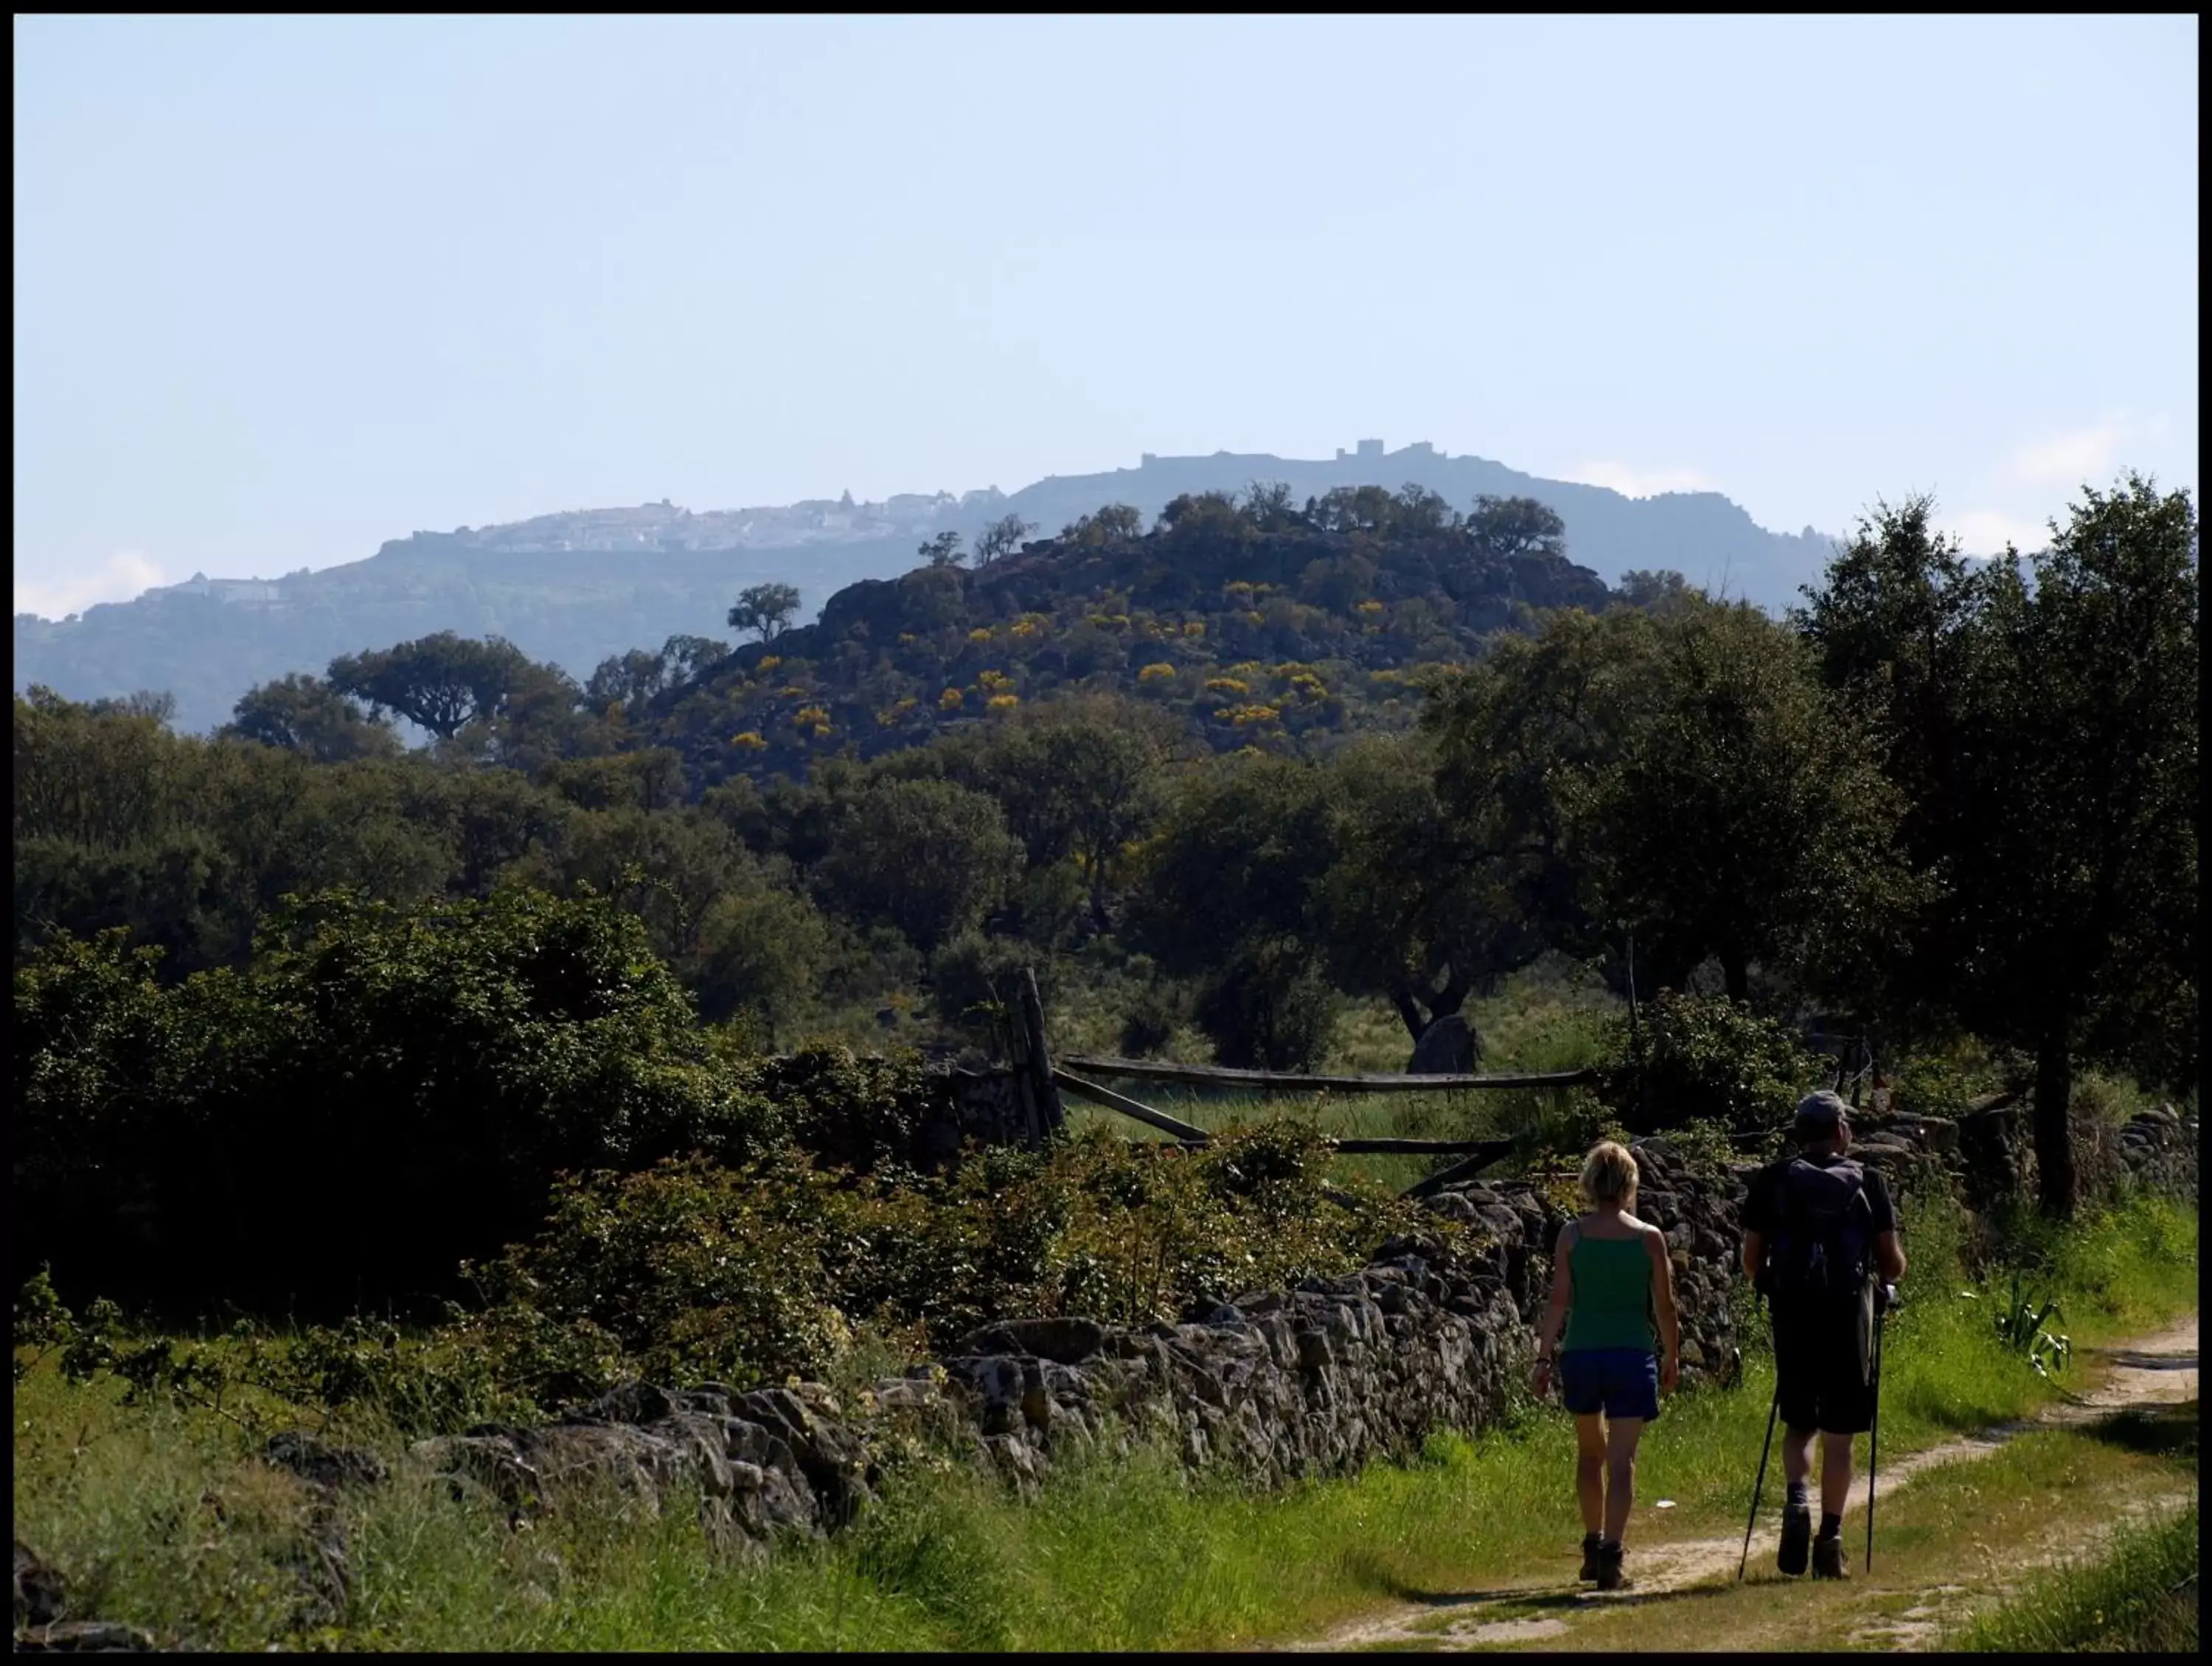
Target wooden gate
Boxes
[1034,993,1594,1199]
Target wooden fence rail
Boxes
[1001,980,1565,1197]
[1052,1070,1212,1143]
[1057,1055,1597,1095]
[1054,1069,1520,1163]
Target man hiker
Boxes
[1740,1090,1907,1579]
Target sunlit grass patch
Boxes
[1949,1502,2198,1653]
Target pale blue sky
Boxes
[13,13,2199,617]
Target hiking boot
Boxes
[1812,1533,1850,1580]
[1594,1541,1628,1592]
[1778,1504,1812,1576]
[1578,1533,1603,1582]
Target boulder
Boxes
[1405,1014,1476,1075]
[262,1430,389,1491]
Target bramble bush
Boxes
[13,1121,1444,1435]
[446,1121,1438,1414]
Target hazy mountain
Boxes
[13,442,1834,736]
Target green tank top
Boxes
[1561,1230,1658,1353]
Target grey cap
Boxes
[1794,1090,1851,1132]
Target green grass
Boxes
[1950,1502,2197,1653]
[14,1191,2193,1651]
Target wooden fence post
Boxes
[995,967,1064,1147]
[1018,966,1064,1140]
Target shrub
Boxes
[1612,991,1820,1135]
[1116,980,1185,1059]
[745,1043,941,1174]
[438,1123,1435,1407]
[13,890,780,1315]
[1891,1052,1985,1118]
[1193,936,1339,1072]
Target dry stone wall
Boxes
[2115,1103,2198,1201]
[330,1115,2194,1563]
[1952,1098,2198,1210]
[405,1233,1531,1551]
[393,1136,1735,1555]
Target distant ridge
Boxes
[14,442,1836,734]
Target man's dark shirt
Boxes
[1743,1150,1896,1289]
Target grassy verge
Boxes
[1950,1499,2198,1653]
[13,1193,2194,1652]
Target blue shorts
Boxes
[1559,1348,1660,1421]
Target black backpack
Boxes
[1765,1156,1875,1300]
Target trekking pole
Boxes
[1739,1379,1781,1583]
[1865,1288,1893,1572]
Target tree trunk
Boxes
[1389,989,1427,1042]
[2033,1028,2077,1220]
[1428,966,1472,1021]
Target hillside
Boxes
[633,485,1615,787]
[13,442,1832,736]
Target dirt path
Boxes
[1298,1313,2198,1653]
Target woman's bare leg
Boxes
[1574,1412,1607,1536]
[1603,1415,1644,1544]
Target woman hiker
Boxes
[1531,1139,1682,1591]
